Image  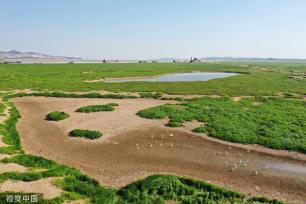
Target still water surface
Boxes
[105,72,239,82]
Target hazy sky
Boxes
[1,0,306,59]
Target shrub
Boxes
[69,129,102,139]
[46,111,70,121]
[76,104,116,113]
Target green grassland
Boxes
[0,62,305,95]
[0,93,285,204]
[138,96,306,153]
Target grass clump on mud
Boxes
[139,92,163,99]
[69,129,103,139]
[4,91,136,100]
[138,97,306,153]
[118,174,283,204]
[76,103,118,113]
[46,111,70,121]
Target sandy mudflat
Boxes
[0,177,63,199]
[12,97,306,204]
[0,163,27,173]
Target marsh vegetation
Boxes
[76,103,118,113]
[46,111,70,121]
[69,129,103,139]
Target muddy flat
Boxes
[13,97,306,204]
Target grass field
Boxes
[0,62,305,95]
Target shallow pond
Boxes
[105,72,239,82]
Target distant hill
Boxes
[0,50,82,60]
[201,57,306,61]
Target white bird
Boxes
[251,170,258,176]
[170,133,174,137]
[150,144,153,148]
[225,151,229,155]
[234,164,238,169]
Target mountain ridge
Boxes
[0,50,82,60]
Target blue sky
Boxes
[1,0,306,59]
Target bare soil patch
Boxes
[0,163,27,173]
[12,97,306,204]
[0,154,14,160]
[0,177,63,199]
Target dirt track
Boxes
[13,97,306,204]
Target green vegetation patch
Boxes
[138,97,306,153]
[118,174,283,204]
[0,155,120,204]
[46,111,70,121]
[3,91,137,101]
[0,62,305,96]
[0,102,22,154]
[76,103,118,113]
[69,129,103,139]
[139,92,163,99]
[0,103,5,115]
